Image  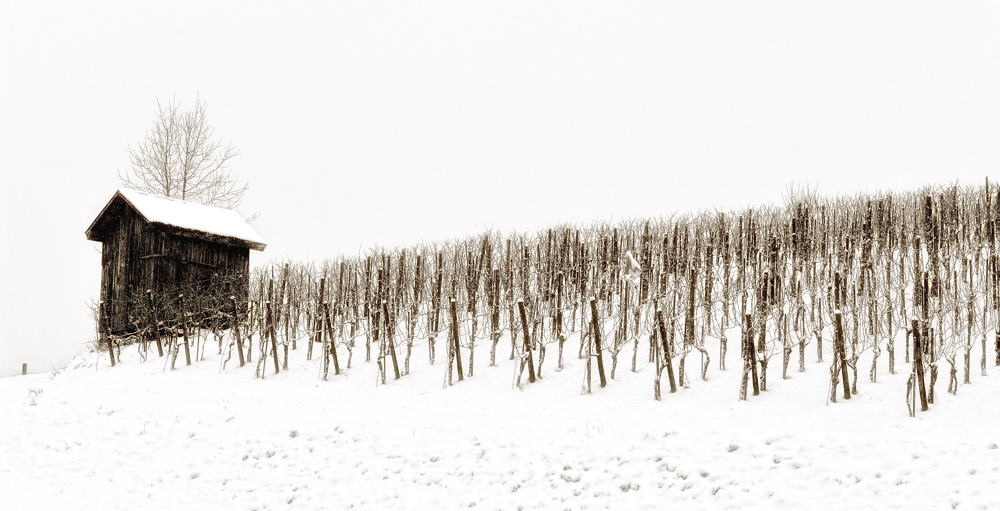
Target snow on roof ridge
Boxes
[116,188,266,250]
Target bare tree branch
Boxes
[119,96,250,210]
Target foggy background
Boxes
[2,1,998,377]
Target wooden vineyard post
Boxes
[147,290,164,357]
[756,287,769,391]
[406,254,422,376]
[247,286,258,365]
[99,301,115,367]
[782,310,791,380]
[656,308,677,393]
[747,314,759,397]
[796,272,806,374]
[720,314,728,371]
[335,261,346,358]
[308,278,324,362]
[623,279,636,374]
[923,324,933,404]
[364,257,372,363]
[982,305,988,377]
[280,264,290,360]
[653,324,661,400]
[374,307,385,384]
[798,317,806,373]
[577,243,588,359]
[584,316,592,394]
[441,298,460,382]
[180,294,192,366]
[589,298,607,388]
[913,319,929,412]
[905,327,911,365]
[995,258,1000,367]
[323,301,342,377]
[965,296,973,384]
[489,268,501,367]
[509,240,520,362]
[319,296,329,379]
[517,300,536,384]
[383,300,400,380]
[739,318,749,401]
[267,282,280,375]
[466,239,487,378]
[556,271,565,371]
[429,255,442,365]
[923,274,935,405]
[835,310,850,400]
[305,276,313,361]
[349,273,358,370]
[816,295,823,363]
[231,296,245,368]
[947,354,958,395]
[682,268,696,387]
[168,300,180,371]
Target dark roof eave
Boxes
[154,223,267,252]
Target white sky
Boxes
[1,1,998,377]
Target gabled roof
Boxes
[86,189,267,251]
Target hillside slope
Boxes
[2,326,998,510]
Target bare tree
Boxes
[120,96,248,209]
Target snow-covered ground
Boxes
[2,325,998,510]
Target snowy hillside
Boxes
[2,325,998,511]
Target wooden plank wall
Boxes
[100,203,251,335]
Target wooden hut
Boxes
[86,189,266,336]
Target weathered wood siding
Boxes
[99,201,250,335]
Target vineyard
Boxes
[105,180,1000,413]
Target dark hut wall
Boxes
[144,230,250,294]
[99,202,250,335]
[100,203,145,334]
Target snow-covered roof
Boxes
[86,189,266,251]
